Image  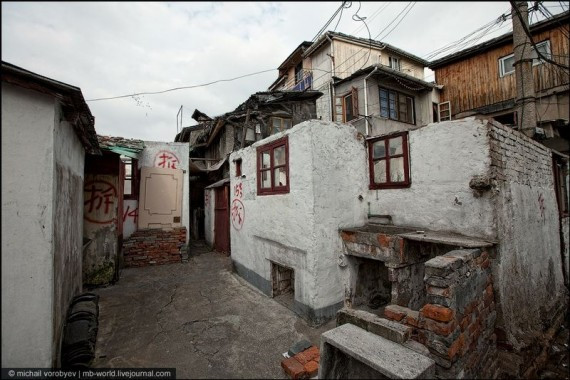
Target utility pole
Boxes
[511,1,537,137]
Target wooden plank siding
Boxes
[434,25,569,117]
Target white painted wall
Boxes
[230,121,367,318]
[139,142,190,242]
[52,104,85,363]
[2,83,56,367]
[122,199,138,239]
[367,117,497,240]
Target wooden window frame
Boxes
[257,136,290,196]
[269,116,292,135]
[379,87,415,125]
[335,87,359,122]
[368,132,411,189]
[389,56,401,71]
[122,157,139,200]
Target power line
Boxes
[373,2,413,40]
[377,2,417,42]
[312,2,348,42]
[86,68,276,102]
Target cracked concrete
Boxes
[92,243,335,378]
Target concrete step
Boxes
[337,307,412,344]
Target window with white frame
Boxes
[389,56,401,71]
[499,40,551,77]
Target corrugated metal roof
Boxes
[96,135,145,158]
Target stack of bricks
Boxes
[383,248,498,379]
[123,227,186,268]
[281,345,320,379]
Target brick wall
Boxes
[488,120,552,186]
[384,248,498,379]
[123,227,186,268]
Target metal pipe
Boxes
[363,66,379,136]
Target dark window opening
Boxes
[122,157,139,200]
[493,112,517,127]
[272,262,295,310]
[379,87,415,124]
[235,159,242,177]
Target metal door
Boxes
[138,166,183,229]
[214,185,230,254]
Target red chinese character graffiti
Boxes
[231,199,245,230]
[234,182,243,199]
[154,150,180,169]
[123,205,138,223]
[84,180,117,224]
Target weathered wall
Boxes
[367,117,497,240]
[123,227,186,267]
[384,248,498,379]
[230,121,367,323]
[204,188,215,247]
[489,121,567,351]
[83,172,120,286]
[122,199,138,239]
[1,83,56,367]
[139,141,190,242]
[52,103,85,365]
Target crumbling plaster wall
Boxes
[230,121,367,322]
[489,121,567,351]
[139,141,190,242]
[367,117,497,240]
[1,83,56,367]
[204,187,215,247]
[52,103,84,365]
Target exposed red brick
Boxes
[460,314,471,331]
[304,361,319,377]
[481,258,490,269]
[426,286,451,298]
[448,333,466,360]
[281,357,307,379]
[425,318,456,336]
[294,346,319,365]
[377,234,392,248]
[384,305,406,321]
[340,231,356,242]
[421,304,454,322]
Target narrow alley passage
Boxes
[92,243,334,379]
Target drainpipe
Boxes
[363,66,379,136]
[326,34,336,120]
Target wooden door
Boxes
[214,186,230,254]
[138,166,183,229]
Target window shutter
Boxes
[351,87,359,118]
[438,101,451,121]
[334,96,344,122]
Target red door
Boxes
[214,185,230,254]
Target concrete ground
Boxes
[92,241,336,379]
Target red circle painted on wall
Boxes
[83,180,117,224]
[231,199,245,230]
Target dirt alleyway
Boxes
[92,244,335,379]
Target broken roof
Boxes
[2,60,101,155]
[97,135,145,158]
[429,10,570,69]
[303,31,429,67]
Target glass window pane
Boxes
[374,160,387,183]
[274,167,287,187]
[389,136,403,156]
[284,119,292,129]
[274,145,286,166]
[124,180,132,195]
[389,91,397,119]
[502,55,515,75]
[261,170,271,188]
[380,107,389,118]
[125,163,132,177]
[261,151,270,168]
[373,141,386,159]
[273,118,281,129]
[345,95,353,121]
[390,157,405,183]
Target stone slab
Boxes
[320,323,435,379]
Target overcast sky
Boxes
[2,2,567,142]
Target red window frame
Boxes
[235,158,242,177]
[257,136,290,195]
[368,132,410,189]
